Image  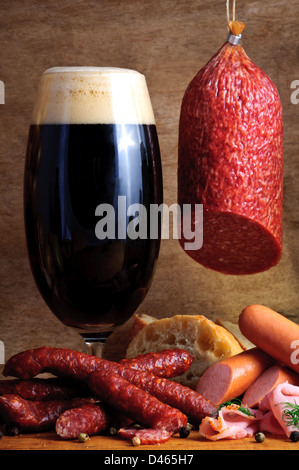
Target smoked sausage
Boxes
[0,378,87,401]
[239,305,299,374]
[0,395,96,432]
[113,364,217,425]
[3,347,216,424]
[120,348,193,378]
[242,365,299,408]
[3,347,192,381]
[195,348,274,405]
[88,368,188,434]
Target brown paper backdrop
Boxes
[1,0,299,362]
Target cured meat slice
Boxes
[55,403,111,439]
[178,20,283,274]
[199,403,264,440]
[258,382,299,438]
[118,426,172,445]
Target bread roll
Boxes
[126,315,243,389]
[129,313,156,339]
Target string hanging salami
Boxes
[178,0,283,275]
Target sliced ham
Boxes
[258,382,299,438]
[199,404,264,441]
[258,410,285,436]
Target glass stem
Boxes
[80,332,112,358]
[84,340,105,358]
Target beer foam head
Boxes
[31,67,156,125]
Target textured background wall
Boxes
[1,0,299,362]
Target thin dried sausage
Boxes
[88,368,188,434]
[3,347,216,424]
[3,347,192,380]
[0,378,87,401]
[120,348,193,378]
[0,395,95,432]
[113,364,217,425]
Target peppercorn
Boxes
[179,426,191,438]
[132,436,141,446]
[254,432,265,443]
[4,424,21,436]
[78,433,89,442]
[290,431,299,442]
[108,427,118,436]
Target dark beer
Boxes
[24,68,162,335]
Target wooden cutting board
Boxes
[0,431,296,451]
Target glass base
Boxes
[80,331,112,358]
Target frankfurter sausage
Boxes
[0,395,95,432]
[242,365,299,408]
[88,368,188,434]
[195,348,274,405]
[238,304,299,373]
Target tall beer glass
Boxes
[24,67,163,357]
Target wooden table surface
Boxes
[0,430,296,451]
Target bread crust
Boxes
[126,315,243,389]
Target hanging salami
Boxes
[178,2,283,275]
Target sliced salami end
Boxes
[180,210,282,275]
[118,427,172,445]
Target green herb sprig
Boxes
[215,398,255,417]
[277,401,299,428]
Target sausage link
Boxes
[56,403,110,439]
[0,378,87,401]
[3,347,99,381]
[88,368,188,434]
[3,347,192,380]
[120,349,193,378]
[0,395,96,432]
[114,365,217,425]
[3,347,215,425]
